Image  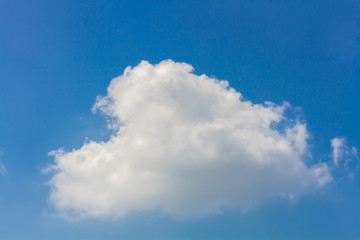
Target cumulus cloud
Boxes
[47,60,331,220]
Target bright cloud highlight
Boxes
[47,60,331,220]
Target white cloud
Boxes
[330,137,359,169]
[47,60,331,220]
[331,137,345,166]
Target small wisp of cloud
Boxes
[0,151,6,177]
[330,137,359,179]
[0,163,5,177]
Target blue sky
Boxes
[1,0,360,239]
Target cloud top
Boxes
[48,60,331,220]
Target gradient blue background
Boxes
[1,0,360,239]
